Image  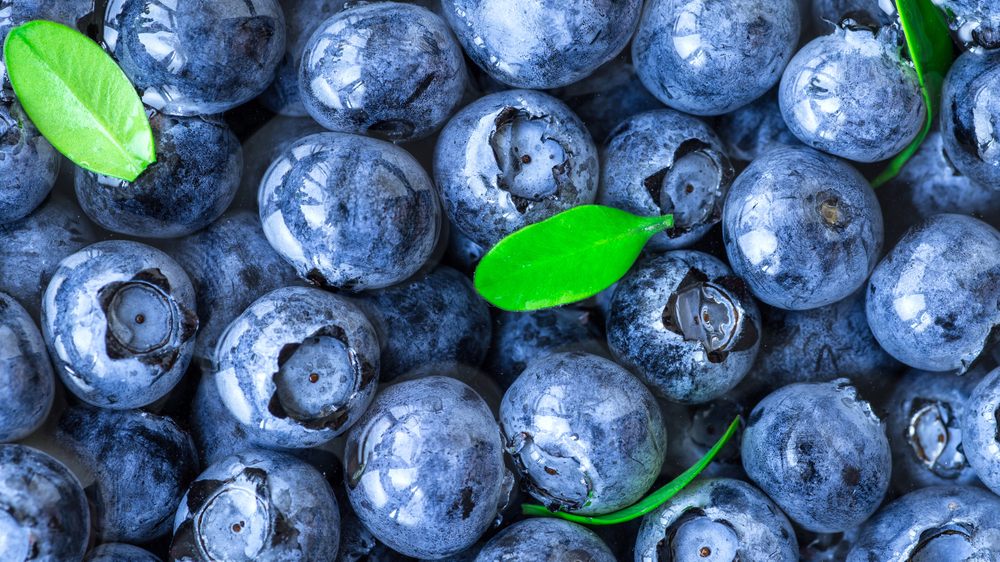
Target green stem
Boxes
[521,415,740,526]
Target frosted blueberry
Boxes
[598,109,734,252]
[232,114,325,212]
[660,396,750,480]
[75,111,242,238]
[0,444,90,562]
[607,250,761,404]
[169,210,300,364]
[299,2,466,142]
[85,544,164,562]
[0,98,60,224]
[846,485,1000,561]
[633,0,801,116]
[443,220,487,276]
[811,0,897,33]
[53,404,200,543]
[866,214,1000,372]
[0,293,54,443]
[345,377,512,559]
[715,87,802,163]
[473,518,615,562]
[742,380,891,533]
[935,0,1000,49]
[104,0,286,115]
[0,0,95,82]
[42,240,198,409]
[433,89,598,248]
[960,366,1000,495]
[170,450,340,562]
[442,0,643,89]
[215,286,379,448]
[940,49,1000,191]
[722,146,883,310]
[259,132,440,290]
[779,24,924,163]
[634,478,799,562]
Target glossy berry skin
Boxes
[779,25,924,163]
[940,49,1000,190]
[0,194,98,322]
[215,286,380,448]
[0,98,60,224]
[259,132,440,290]
[104,0,286,116]
[345,377,512,559]
[0,292,54,442]
[632,0,801,116]
[75,111,242,238]
[936,0,1000,49]
[42,240,198,409]
[169,210,300,363]
[846,485,1000,561]
[608,250,762,404]
[635,478,798,562]
[722,146,883,310]
[299,3,466,142]
[598,109,735,252]
[53,404,200,543]
[715,87,802,163]
[742,380,891,533]
[473,518,615,562]
[866,214,1000,373]
[84,544,164,562]
[350,266,491,382]
[433,89,598,248]
[170,450,340,562]
[500,352,667,515]
[190,368,280,467]
[233,115,325,212]
[810,0,897,32]
[886,368,983,493]
[0,444,90,562]
[441,0,642,90]
[961,366,1000,495]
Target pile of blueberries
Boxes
[4,0,1000,560]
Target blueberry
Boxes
[169,210,301,363]
[886,367,984,493]
[472,518,615,562]
[441,0,643,89]
[846,485,1000,561]
[84,544,163,562]
[940,49,1000,190]
[714,86,802,163]
[598,109,734,252]
[779,24,924,162]
[500,351,667,515]
[299,2,466,142]
[189,367,272,467]
[259,132,441,290]
[0,292,54,442]
[344,376,512,559]
[865,214,1000,373]
[433,89,598,248]
[722,146,883,310]
[0,444,90,562]
[810,0,897,33]
[742,380,891,533]
[0,0,95,81]
[258,0,344,116]
[0,98,60,224]
[634,478,799,562]
[660,396,750,480]
[214,286,379,448]
[935,0,1000,49]
[75,111,242,238]
[170,449,340,562]
[443,219,487,276]
[632,0,801,116]
[349,266,491,382]
[232,114,325,212]
[607,250,761,404]
[960,366,1000,495]
[0,193,98,322]
[53,404,200,543]
[483,306,607,389]
[105,0,286,116]
[42,240,198,409]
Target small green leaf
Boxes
[521,416,741,526]
[871,0,954,187]
[474,206,674,311]
[4,20,155,181]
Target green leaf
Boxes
[871,0,954,187]
[4,20,155,181]
[522,416,741,526]
[473,206,673,311]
